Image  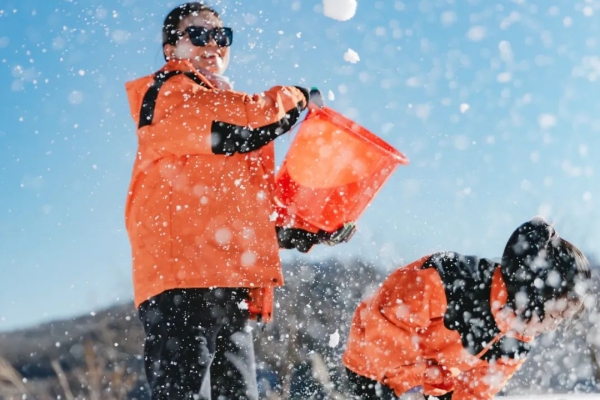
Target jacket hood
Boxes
[125,75,152,124]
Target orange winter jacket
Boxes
[343,252,535,400]
[124,60,310,311]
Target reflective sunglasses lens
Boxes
[213,27,233,47]
[184,27,233,47]
[187,27,210,46]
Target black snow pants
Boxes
[138,288,258,400]
[346,368,397,399]
[346,368,453,400]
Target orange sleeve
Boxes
[243,85,308,128]
[138,77,308,157]
[451,358,526,400]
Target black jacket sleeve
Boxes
[211,86,310,155]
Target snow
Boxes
[343,48,360,63]
[466,25,487,41]
[2,0,600,397]
[538,114,558,129]
[328,329,340,347]
[322,0,357,21]
[237,300,249,310]
[400,395,600,400]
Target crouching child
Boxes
[342,217,592,400]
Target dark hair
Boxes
[162,2,220,55]
[501,218,591,322]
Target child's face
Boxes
[512,297,582,337]
[165,11,230,74]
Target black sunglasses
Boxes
[178,26,233,47]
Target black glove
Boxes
[276,222,356,253]
[276,227,320,253]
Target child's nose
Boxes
[206,36,218,46]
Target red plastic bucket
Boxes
[274,105,409,232]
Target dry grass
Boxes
[0,324,141,400]
[0,355,28,398]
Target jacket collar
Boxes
[161,59,216,89]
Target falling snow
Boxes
[322,0,357,22]
[1,1,599,399]
[343,48,360,63]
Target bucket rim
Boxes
[306,105,409,165]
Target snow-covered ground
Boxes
[503,396,600,400]
[400,395,600,400]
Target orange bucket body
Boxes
[274,106,409,232]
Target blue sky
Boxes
[1,0,599,331]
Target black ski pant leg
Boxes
[138,288,218,400]
[210,306,258,400]
[346,368,397,400]
[138,288,257,400]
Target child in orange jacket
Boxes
[124,2,354,399]
[342,217,591,400]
